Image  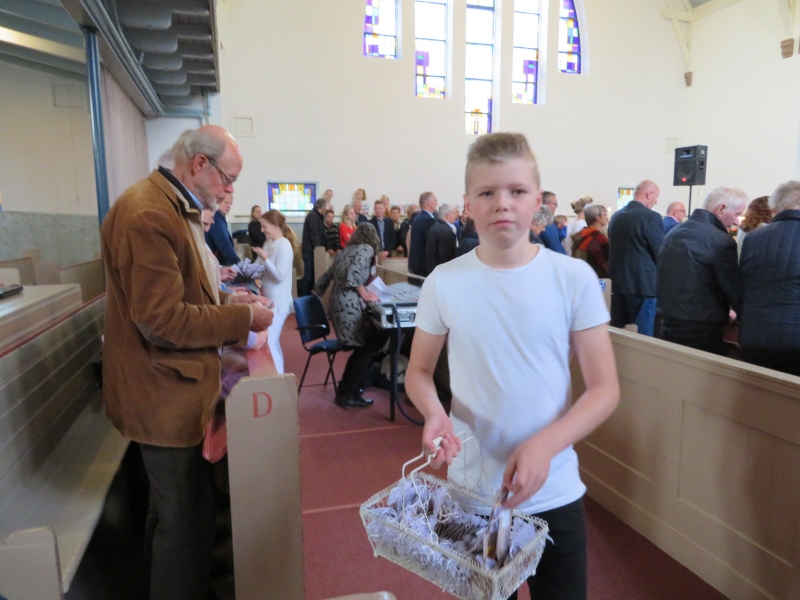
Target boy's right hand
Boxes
[422,412,462,469]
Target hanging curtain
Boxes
[101,67,149,204]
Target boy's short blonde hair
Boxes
[465,132,540,191]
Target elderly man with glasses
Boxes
[101,125,273,600]
[538,191,567,254]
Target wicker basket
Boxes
[360,472,549,600]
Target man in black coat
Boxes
[299,198,327,295]
[656,188,746,354]
[739,180,800,376]
[408,191,438,276]
[368,200,395,258]
[426,204,459,273]
[608,180,664,336]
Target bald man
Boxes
[102,125,273,600]
[608,179,665,336]
[663,201,687,234]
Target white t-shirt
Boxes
[414,248,610,514]
[563,218,586,256]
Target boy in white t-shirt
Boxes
[406,133,620,599]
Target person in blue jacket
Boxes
[205,193,240,266]
[540,191,567,254]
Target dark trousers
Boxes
[338,322,388,396]
[610,294,656,336]
[508,499,587,600]
[742,348,800,377]
[299,250,315,296]
[658,318,726,355]
[140,443,215,600]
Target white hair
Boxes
[703,187,748,213]
[170,128,232,164]
[584,204,606,226]
[532,205,554,227]
[437,204,454,219]
[769,180,800,212]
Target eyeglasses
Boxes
[205,155,237,186]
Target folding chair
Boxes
[293,295,348,393]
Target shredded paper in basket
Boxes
[360,473,549,600]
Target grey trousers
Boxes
[140,442,215,600]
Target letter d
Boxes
[253,392,272,417]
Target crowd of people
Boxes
[100,122,799,600]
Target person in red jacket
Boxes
[573,204,610,279]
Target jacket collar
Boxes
[774,209,800,223]
[148,168,219,304]
[690,208,726,232]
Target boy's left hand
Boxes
[501,434,554,510]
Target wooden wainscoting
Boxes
[573,328,800,600]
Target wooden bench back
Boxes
[0,257,35,286]
[33,259,105,303]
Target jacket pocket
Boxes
[151,358,205,380]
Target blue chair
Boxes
[293,295,348,393]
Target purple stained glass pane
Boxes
[522,59,537,75]
[416,50,429,67]
[558,0,581,73]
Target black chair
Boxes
[293,295,348,393]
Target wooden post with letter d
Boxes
[227,373,304,600]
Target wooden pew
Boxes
[34,259,105,303]
[0,296,129,599]
[572,328,800,600]
[0,257,35,286]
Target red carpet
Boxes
[279,316,727,600]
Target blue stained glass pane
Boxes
[466,7,494,44]
[416,2,446,40]
[511,47,538,82]
[558,0,581,73]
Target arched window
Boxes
[558,0,581,73]
[415,0,448,98]
[364,0,399,59]
[512,0,542,104]
[465,0,495,134]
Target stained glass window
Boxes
[465,0,494,135]
[415,0,448,98]
[512,0,541,104]
[364,0,398,59]
[617,187,634,211]
[558,0,581,73]
[267,182,317,217]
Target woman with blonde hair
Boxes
[339,204,358,248]
[254,209,298,373]
[565,196,593,256]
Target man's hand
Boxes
[327,249,335,256]
[502,434,554,509]
[220,266,237,282]
[229,292,273,308]
[380,251,390,259]
[422,412,462,469]
[251,304,273,332]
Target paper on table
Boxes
[367,277,396,303]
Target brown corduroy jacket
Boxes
[101,170,252,447]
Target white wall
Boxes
[214,0,687,219]
[682,0,800,203]
[0,61,97,215]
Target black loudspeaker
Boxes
[673,145,708,186]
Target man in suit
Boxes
[353,197,370,223]
[299,198,328,295]
[369,199,395,258]
[101,126,273,600]
[540,191,567,254]
[608,179,665,336]
[408,191,439,276]
[662,201,686,234]
[426,203,459,272]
